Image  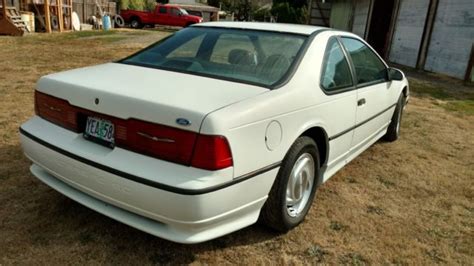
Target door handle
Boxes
[357,98,366,106]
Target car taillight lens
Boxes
[35,90,79,132]
[191,135,233,170]
[34,90,233,170]
[116,119,198,165]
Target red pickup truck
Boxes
[121,4,203,28]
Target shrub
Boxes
[271,1,308,24]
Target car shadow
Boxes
[46,196,282,263]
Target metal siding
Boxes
[389,0,430,67]
[424,0,474,78]
[352,0,371,38]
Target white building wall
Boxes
[352,0,371,38]
[389,0,430,67]
[424,0,474,79]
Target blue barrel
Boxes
[102,15,111,31]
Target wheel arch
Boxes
[298,126,329,169]
[402,86,408,97]
[130,16,141,23]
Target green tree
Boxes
[145,0,156,11]
[119,0,130,10]
[271,0,308,24]
[119,0,148,10]
[207,0,221,8]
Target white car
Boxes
[20,22,409,243]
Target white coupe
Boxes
[20,22,409,243]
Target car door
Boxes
[169,7,183,26]
[319,37,357,176]
[156,6,169,25]
[339,37,393,153]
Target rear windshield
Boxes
[120,27,308,88]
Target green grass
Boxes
[18,29,155,45]
[409,78,474,115]
[444,100,474,115]
[66,30,117,38]
[64,30,153,40]
[409,79,452,100]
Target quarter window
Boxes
[340,38,387,85]
[321,38,353,91]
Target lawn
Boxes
[0,30,472,264]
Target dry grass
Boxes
[0,30,473,265]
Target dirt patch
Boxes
[0,30,473,264]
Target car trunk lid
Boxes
[37,62,268,133]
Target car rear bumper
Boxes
[20,117,279,243]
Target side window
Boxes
[170,8,180,16]
[340,38,387,85]
[159,7,167,14]
[321,38,353,91]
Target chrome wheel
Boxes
[285,153,315,218]
[131,20,139,28]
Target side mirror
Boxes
[388,68,404,81]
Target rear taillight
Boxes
[33,90,233,170]
[191,135,233,170]
[116,119,198,165]
[35,90,79,132]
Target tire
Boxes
[51,16,59,30]
[114,15,125,28]
[383,94,404,142]
[260,136,320,232]
[130,18,142,29]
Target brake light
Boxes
[35,91,79,132]
[116,119,198,165]
[191,135,233,170]
[33,90,233,170]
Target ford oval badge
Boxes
[176,118,191,126]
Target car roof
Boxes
[193,21,327,35]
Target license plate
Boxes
[84,117,115,146]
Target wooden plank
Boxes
[0,16,24,35]
[384,0,401,60]
[364,0,374,40]
[33,3,46,29]
[2,0,7,18]
[58,0,63,32]
[416,0,439,69]
[388,0,430,67]
[465,44,474,82]
[44,0,51,32]
[82,0,86,22]
[314,1,329,26]
[69,0,72,28]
